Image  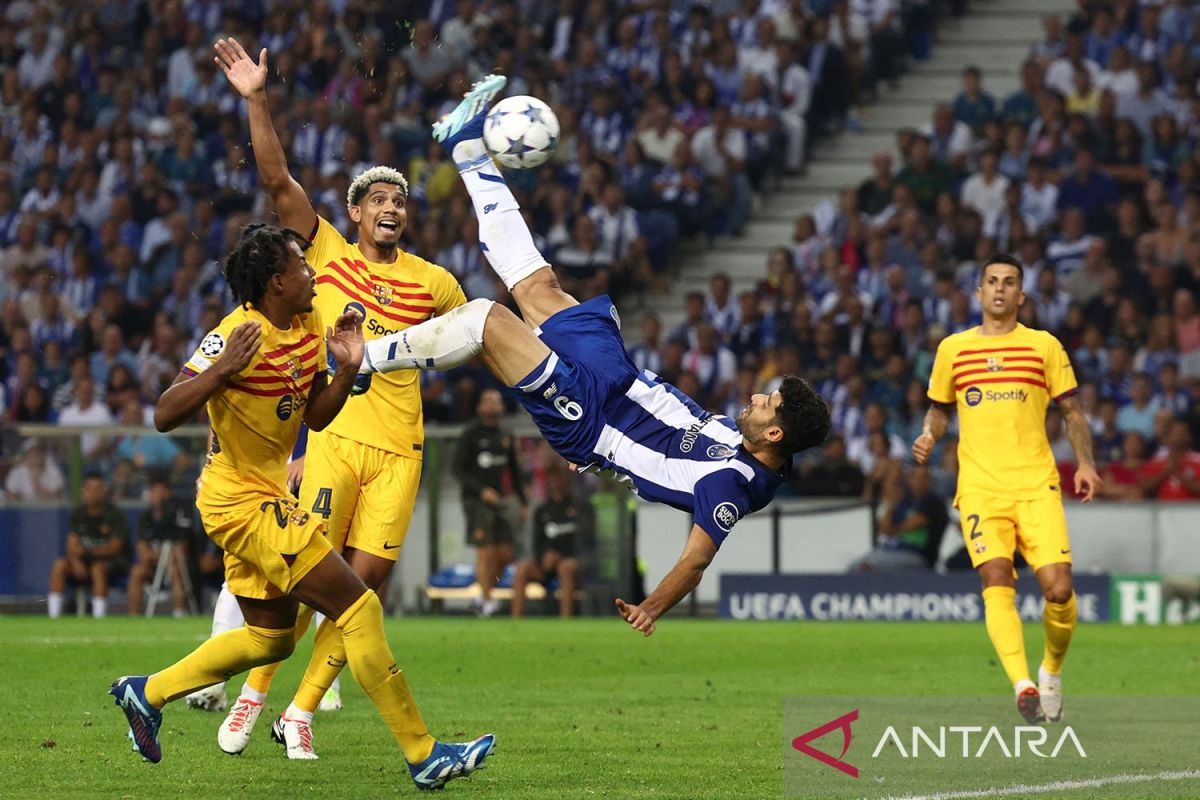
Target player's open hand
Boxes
[216,321,261,378]
[1074,463,1101,503]
[911,433,935,464]
[327,311,364,372]
[213,37,268,97]
[615,598,656,637]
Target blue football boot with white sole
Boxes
[110,675,163,763]
[408,734,496,791]
[432,74,507,169]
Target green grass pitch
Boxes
[0,617,1196,799]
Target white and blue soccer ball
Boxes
[483,96,560,169]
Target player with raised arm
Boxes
[109,224,493,789]
[912,253,1100,724]
[335,76,831,636]
[195,38,468,759]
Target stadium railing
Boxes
[4,425,1199,613]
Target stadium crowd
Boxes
[1,0,1198,583]
[0,0,956,500]
[622,0,1200,549]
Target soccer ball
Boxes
[483,96,560,169]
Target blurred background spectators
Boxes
[1,0,1198,600]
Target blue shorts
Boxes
[512,296,639,465]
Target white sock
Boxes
[47,592,63,618]
[1014,678,1036,694]
[92,596,107,618]
[212,582,243,635]
[284,703,314,725]
[365,298,493,373]
[453,139,549,291]
[239,685,267,704]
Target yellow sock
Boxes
[982,586,1030,687]
[244,605,317,694]
[145,624,294,707]
[293,617,346,713]
[336,591,434,763]
[1041,592,1077,674]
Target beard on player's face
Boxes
[355,191,408,251]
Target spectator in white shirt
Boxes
[19,165,60,218]
[4,440,66,502]
[740,18,780,81]
[959,148,1010,232]
[691,107,751,235]
[1019,156,1059,231]
[776,39,811,172]
[440,0,487,63]
[16,27,57,89]
[705,273,741,339]
[587,184,641,265]
[683,324,738,409]
[920,104,972,171]
[1097,44,1138,98]
[1044,30,1101,97]
[1031,267,1072,332]
[57,375,115,461]
[1046,207,1095,280]
[635,100,685,165]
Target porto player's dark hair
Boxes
[773,375,831,458]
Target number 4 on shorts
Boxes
[312,488,332,519]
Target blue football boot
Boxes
[408,734,496,791]
[110,676,163,763]
[432,74,507,169]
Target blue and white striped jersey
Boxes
[588,372,789,547]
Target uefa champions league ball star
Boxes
[482,96,560,169]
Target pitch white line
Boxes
[27,634,207,645]
[877,770,1200,800]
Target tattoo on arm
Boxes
[1058,396,1095,469]
[922,402,954,441]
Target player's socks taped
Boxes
[293,616,346,714]
[451,139,496,175]
[452,143,550,291]
[982,586,1031,687]
[335,590,435,763]
[365,299,493,373]
[1041,592,1076,674]
[145,624,295,707]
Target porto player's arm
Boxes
[213,37,317,236]
[616,524,717,637]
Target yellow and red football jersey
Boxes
[184,303,326,511]
[305,216,465,459]
[928,323,1078,503]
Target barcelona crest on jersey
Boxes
[373,283,393,306]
